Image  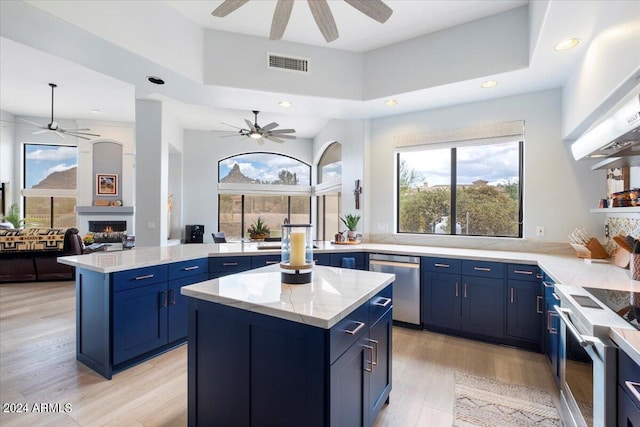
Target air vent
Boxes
[267,52,310,74]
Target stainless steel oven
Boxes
[554,285,635,427]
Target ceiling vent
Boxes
[267,52,310,74]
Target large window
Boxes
[23,144,77,228]
[316,142,342,240]
[397,139,522,238]
[218,152,311,239]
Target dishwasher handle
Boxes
[369,259,420,269]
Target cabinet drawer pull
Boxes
[536,274,543,279]
[513,270,533,275]
[344,321,366,335]
[473,267,491,272]
[552,292,560,301]
[455,282,459,297]
[464,283,468,298]
[222,262,238,266]
[169,289,176,305]
[182,266,199,271]
[510,288,514,304]
[363,344,374,373]
[626,381,640,405]
[367,338,379,366]
[373,297,392,308]
[265,261,279,265]
[135,274,154,280]
[434,263,450,268]
[548,311,558,334]
[160,291,168,308]
[543,281,555,288]
[536,296,543,314]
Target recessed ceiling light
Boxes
[384,99,398,106]
[480,80,498,89]
[279,101,292,108]
[554,38,580,52]
[147,76,165,85]
[91,109,101,114]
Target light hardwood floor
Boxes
[0,280,559,426]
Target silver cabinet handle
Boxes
[543,281,555,288]
[536,274,543,279]
[363,344,374,372]
[367,338,379,366]
[464,283,468,298]
[434,263,450,268]
[160,291,168,308]
[222,262,238,266]
[552,292,560,301]
[344,321,366,335]
[374,297,392,307]
[625,381,640,405]
[536,296,543,313]
[513,270,533,275]
[474,267,491,272]
[265,261,279,265]
[135,274,154,280]
[455,282,459,297]
[169,289,176,305]
[510,288,514,304]
[547,311,558,334]
[183,266,199,271]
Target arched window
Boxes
[317,142,341,184]
[218,153,311,239]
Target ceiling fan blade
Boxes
[245,119,256,132]
[61,132,91,140]
[60,129,101,137]
[308,0,338,42]
[32,129,49,135]
[256,137,265,145]
[265,136,285,143]
[220,122,245,130]
[260,122,279,132]
[343,0,392,23]
[212,0,249,17]
[270,0,294,40]
[268,128,296,134]
[267,134,296,140]
[16,118,45,127]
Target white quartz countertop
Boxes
[180,264,395,329]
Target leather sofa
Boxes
[0,227,83,283]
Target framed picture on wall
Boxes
[97,173,118,196]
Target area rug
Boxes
[453,372,561,427]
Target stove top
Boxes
[584,287,640,331]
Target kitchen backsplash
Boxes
[605,216,640,254]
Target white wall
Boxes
[365,89,603,250]
[183,130,313,243]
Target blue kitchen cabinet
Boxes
[313,253,331,266]
[208,256,252,278]
[506,264,543,344]
[618,350,640,426]
[461,275,505,338]
[188,283,393,427]
[251,254,281,268]
[422,258,505,340]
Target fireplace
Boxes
[88,221,127,233]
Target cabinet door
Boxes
[168,273,207,343]
[506,279,542,341]
[461,275,505,338]
[330,338,370,427]
[369,309,392,423]
[422,272,461,329]
[113,282,167,365]
[618,384,640,427]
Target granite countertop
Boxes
[180,264,395,329]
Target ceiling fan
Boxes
[212,0,393,43]
[221,110,296,144]
[5,83,100,140]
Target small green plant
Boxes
[2,204,25,229]
[340,213,361,231]
[247,216,270,238]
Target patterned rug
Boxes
[453,372,561,426]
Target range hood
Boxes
[571,91,640,166]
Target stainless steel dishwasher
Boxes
[369,253,420,326]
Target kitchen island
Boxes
[181,264,395,427]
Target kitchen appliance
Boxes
[571,89,640,163]
[369,254,420,326]
[185,225,204,244]
[554,285,636,426]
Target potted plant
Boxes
[2,204,25,229]
[340,213,361,241]
[247,216,270,241]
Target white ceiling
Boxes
[0,1,623,139]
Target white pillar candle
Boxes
[290,231,306,267]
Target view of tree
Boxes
[456,185,519,236]
[399,159,422,191]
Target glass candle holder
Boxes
[281,224,313,284]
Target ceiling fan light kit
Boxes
[212,0,393,43]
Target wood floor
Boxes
[0,280,559,426]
